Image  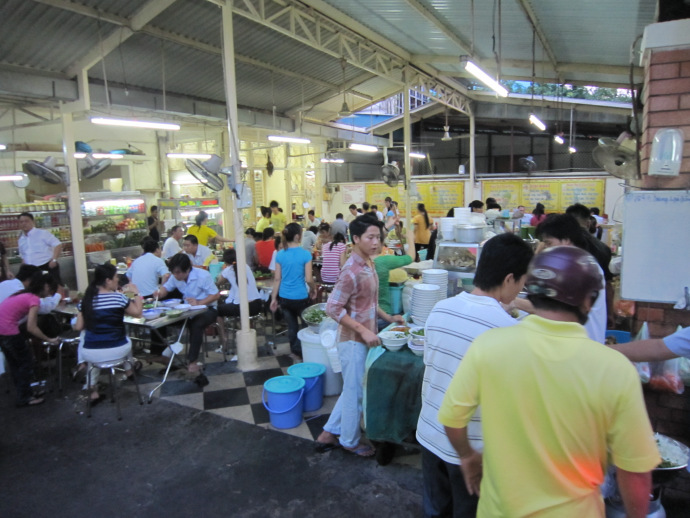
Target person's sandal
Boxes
[17,396,45,408]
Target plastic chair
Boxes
[224,313,272,357]
[86,356,143,420]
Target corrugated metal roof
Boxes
[79,0,144,19]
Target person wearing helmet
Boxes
[438,246,659,518]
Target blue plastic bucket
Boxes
[262,376,305,429]
[287,362,326,412]
[605,330,631,344]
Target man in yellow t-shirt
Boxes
[255,206,272,233]
[269,200,287,232]
[439,246,659,518]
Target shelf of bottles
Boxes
[81,196,148,251]
[0,201,72,255]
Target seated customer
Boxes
[217,248,262,317]
[155,254,219,374]
[313,222,332,255]
[126,237,170,298]
[183,234,213,268]
[74,263,143,403]
[0,273,60,407]
[162,225,184,260]
[0,264,62,313]
[256,227,276,269]
[320,232,347,284]
[301,226,318,251]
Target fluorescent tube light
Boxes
[166,153,213,160]
[409,152,426,159]
[320,158,345,164]
[349,143,378,153]
[568,146,577,154]
[173,179,202,185]
[529,114,546,131]
[180,207,224,217]
[0,175,23,182]
[268,135,311,144]
[464,60,509,97]
[553,135,565,145]
[83,198,144,207]
[91,117,180,131]
[74,153,124,159]
[0,144,6,151]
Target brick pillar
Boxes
[637,20,690,189]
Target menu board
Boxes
[482,179,605,212]
[341,184,366,204]
[365,181,464,218]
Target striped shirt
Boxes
[320,242,346,284]
[326,252,378,344]
[79,292,130,350]
[416,292,517,464]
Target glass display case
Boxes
[433,241,481,298]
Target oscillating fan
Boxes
[80,155,112,179]
[519,156,537,172]
[381,162,401,188]
[22,157,67,185]
[592,138,638,180]
[185,154,226,191]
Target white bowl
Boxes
[411,315,427,326]
[408,345,425,357]
[379,331,409,347]
[383,343,404,352]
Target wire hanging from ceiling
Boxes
[96,17,111,111]
[161,40,167,114]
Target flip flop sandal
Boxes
[17,396,45,408]
[343,444,376,457]
[315,441,341,453]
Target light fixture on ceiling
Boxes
[91,117,180,131]
[349,143,378,153]
[568,146,577,154]
[0,174,24,182]
[338,58,353,117]
[0,144,6,151]
[267,135,311,144]
[74,153,124,159]
[553,134,565,145]
[167,153,213,160]
[320,157,345,164]
[462,59,508,97]
[409,152,426,159]
[529,114,546,132]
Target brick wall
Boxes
[637,46,690,189]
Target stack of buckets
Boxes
[262,362,326,429]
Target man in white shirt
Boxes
[126,237,171,298]
[346,204,359,223]
[17,212,63,284]
[306,210,321,227]
[162,225,184,260]
[370,204,384,222]
[182,234,213,267]
[416,233,534,518]
[0,264,62,314]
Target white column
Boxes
[468,108,477,206]
[403,75,412,228]
[60,107,88,292]
[221,0,258,370]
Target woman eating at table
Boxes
[319,232,347,285]
[270,223,316,360]
[74,263,143,404]
[0,272,59,407]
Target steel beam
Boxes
[402,0,474,56]
[515,0,558,70]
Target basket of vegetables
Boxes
[301,303,328,332]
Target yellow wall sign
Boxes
[365,182,464,218]
[483,179,605,212]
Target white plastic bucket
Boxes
[298,328,343,396]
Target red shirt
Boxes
[256,240,276,268]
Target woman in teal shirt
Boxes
[270,223,316,358]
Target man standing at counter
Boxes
[316,214,404,456]
[18,212,63,285]
[417,233,534,518]
[438,247,659,518]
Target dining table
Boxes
[52,302,208,402]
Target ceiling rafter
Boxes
[402,0,474,57]
[515,0,559,72]
[285,71,375,116]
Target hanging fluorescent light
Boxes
[349,143,378,153]
[0,144,6,151]
[166,153,213,160]
[568,146,577,154]
[91,117,180,131]
[0,175,23,182]
[553,135,565,145]
[463,60,509,97]
[268,135,311,144]
[320,158,345,164]
[529,114,546,131]
[409,152,426,159]
[173,179,202,185]
[73,153,124,159]
[180,207,224,217]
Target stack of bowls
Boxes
[422,269,448,302]
[410,284,440,326]
[408,327,425,356]
[439,218,459,241]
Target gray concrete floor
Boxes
[0,379,423,518]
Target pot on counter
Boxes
[453,224,485,243]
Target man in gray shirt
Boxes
[331,213,349,239]
[244,228,259,269]
[301,226,318,251]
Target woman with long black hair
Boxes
[320,232,347,284]
[217,248,262,318]
[412,203,434,260]
[0,272,58,406]
[270,223,316,359]
[74,263,142,403]
[530,202,547,227]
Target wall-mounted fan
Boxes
[381,162,402,188]
[592,138,638,180]
[22,157,67,185]
[80,155,112,179]
[518,156,537,172]
[185,154,226,191]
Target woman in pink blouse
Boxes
[530,203,547,227]
[320,232,347,284]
